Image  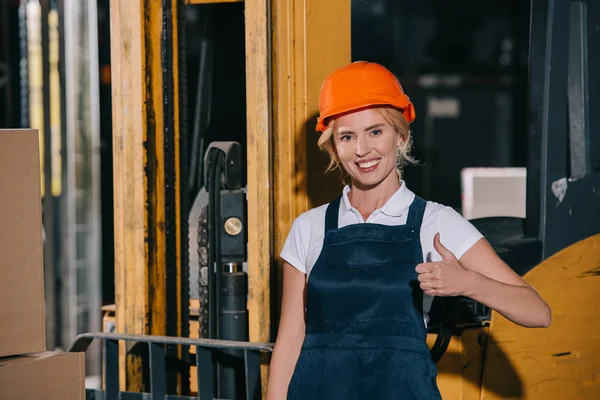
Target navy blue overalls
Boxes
[287,196,442,399]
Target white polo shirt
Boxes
[280,181,484,325]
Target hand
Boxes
[415,233,472,297]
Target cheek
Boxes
[375,138,399,159]
[335,143,354,163]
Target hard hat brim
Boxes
[316,97,415,132]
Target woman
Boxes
[266,61,551,400]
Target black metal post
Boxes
[219,264,249,399]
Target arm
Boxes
[459,238,551,328]
[417,234,551,328]
[266,263,307,400]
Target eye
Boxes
[340,134,353,141]
[371,129,382,136]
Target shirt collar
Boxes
[340,180,416,218]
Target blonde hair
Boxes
[317,107,417,179]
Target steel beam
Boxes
[244,0,272,395]
[109,0,187,391]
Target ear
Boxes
[396,133,404,149]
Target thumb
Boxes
[434,233,455,260]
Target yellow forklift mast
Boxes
[66,0,600,399]
[101,0,348,397]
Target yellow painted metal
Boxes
[481,234,600,399]
[25,3,62,197]
[244,1,272,393]
[188,300,200,394]
[271,0,350,227]
[425,328,489,399]
[245,1,272,333]
[48,9,62,196]
[110,0,184,391]
[169,0,185,392]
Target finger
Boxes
[420,282,436,292]
[434,233,456,261]
[417,272,435,283]
[415,262,435,274]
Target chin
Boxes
[350,174,386,189]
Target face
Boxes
[333,108,403,189]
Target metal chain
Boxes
[197,205,209,338]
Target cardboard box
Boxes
[0,351,85,399]
[0,129,46,357]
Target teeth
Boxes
[358,159,380,168]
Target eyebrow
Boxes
[337,123,385,135]
[363,123,384,132]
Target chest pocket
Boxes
[324,237,416,269]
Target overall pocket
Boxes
[324,238,415,269]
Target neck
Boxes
[348,172,401,219]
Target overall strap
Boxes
[406,196,427,231]
[324,197,341,234]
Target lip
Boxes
[355,158,381,172]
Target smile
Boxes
[357,159,381,169]
[356,158,381,170]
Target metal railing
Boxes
[69,332,274,400]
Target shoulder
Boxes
[422,201,454,229]
[423,200,472,226]
[290,203,329,232]
[421,200,484,260]
[280,203,329,274]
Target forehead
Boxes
[334,108,388,133]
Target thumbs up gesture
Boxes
[416,233,470,297]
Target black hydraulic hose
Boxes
[188,35,208,191]
[207,151,217,339]
[207,149,225,339]
[206,150,217,395]
[188,12,214,193]
[213,153,224,399]
[430,325,452,364]
[207,148,226,397]
[213,156,223,342]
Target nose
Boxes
[355,135,369,158]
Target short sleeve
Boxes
[437,207,484,260]
[279,216,310,274]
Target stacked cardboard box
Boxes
[0,129,85,399]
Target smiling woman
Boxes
[266,61,551,400]
[329,109,404,194]
[318,107,417,183]
[317,63,417,188]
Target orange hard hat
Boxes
[316,61,416,132]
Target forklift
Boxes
[67,0,600,399]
